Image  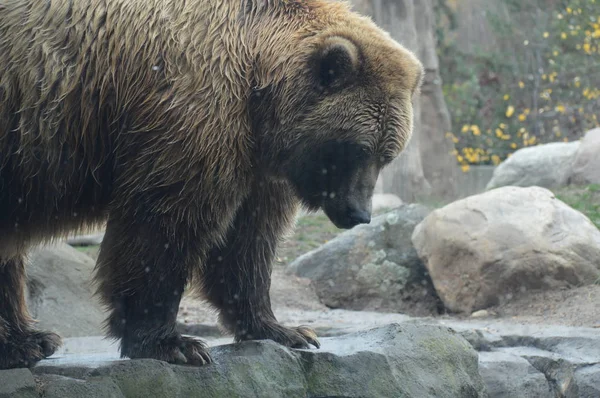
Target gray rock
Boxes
[298,323,486,398]
[434,318,600,365]
[39,375,125,398]
[0,368,37,398]
[176,322,223,338]
[2,323,487,398]
[486,141,580,190]
[432,318,600,397]
[66,233,105,246]
[371,193,403,212]
[173,306,600,395]
[470,310,490,318]
[526,356,578,397]
[288,204,440,315]
[25,243,105,338]
[576,364,600,398]
[570,128,600,185]
[412,186,600,313]
[478,351,551,398]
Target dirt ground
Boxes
[474,284,600,327]
[176,264,600,329]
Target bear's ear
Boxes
[314,36,360,90]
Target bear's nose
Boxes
[347,207,371,225]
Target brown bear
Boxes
[0,0,423,369]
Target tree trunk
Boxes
[414,0,461,200]
[351,0,432,202]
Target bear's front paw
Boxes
[123,334,212,366]
[0,330,62,369]
[236,322,320,349]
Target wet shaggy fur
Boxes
[0,0,423,368]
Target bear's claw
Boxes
[236,321,320,350]
[123,334,212,366]
[0,330,62,370]
[295,325,321,349]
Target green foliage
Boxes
[554,184,600,229]
[435,0,600,171]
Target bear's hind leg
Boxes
[0,255,62,369]
[95,211,212,366]
[200,181,320,349]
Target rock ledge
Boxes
[1,324,486,398]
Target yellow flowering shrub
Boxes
[436,0,600,171]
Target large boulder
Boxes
[25,243,105,338]
[6,323,486,398]
[569,128,600,185]
[411,186,600,314]
[371,193,403,212]
[486,141,580,190]
[287,204,441,316]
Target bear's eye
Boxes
[378,154,395,167]
[315,36,359,90]
[357,146,371,160]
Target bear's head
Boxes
[249,6,424,229]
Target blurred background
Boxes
[352,0,600,205]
